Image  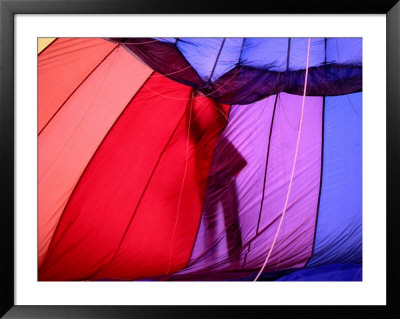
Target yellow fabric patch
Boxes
[38,38,56,54]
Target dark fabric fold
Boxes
[200,64,362,105]
[109,38,362,105]
[109,38,203,89]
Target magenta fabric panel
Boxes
[172,93,323,279]
[243,93,323,271]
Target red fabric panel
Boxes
[38,46,152,268]
[39,75,229,281]
[38,38,117,132]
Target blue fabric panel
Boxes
[277,263,362,281]
[289,38,325,70]
[326,38,362,64]
[177,38,224,81]
[239,38,289,71]
[308,92,362,267]
[154,37,177,43]
[211,37,242,81]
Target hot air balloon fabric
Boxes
[38,37,362,281]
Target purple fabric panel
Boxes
[170,93,323,280]
[242,93,323,271]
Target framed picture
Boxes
[1,0,399,317]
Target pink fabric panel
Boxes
[38,38,117,132]
[38,46,152,267]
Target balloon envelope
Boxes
[38,37,362,281]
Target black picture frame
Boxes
[1,0,399,318]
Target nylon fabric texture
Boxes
[38,37,362,281]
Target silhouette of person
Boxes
[186,94,246,266]
[202,136,247,265]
